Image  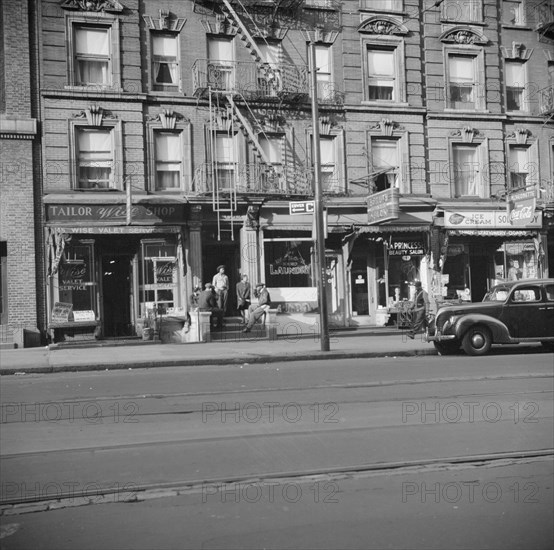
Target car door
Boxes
[541,284,554,339]
[502,285,548,339]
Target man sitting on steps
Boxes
[242,282,271,334]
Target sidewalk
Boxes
[0,329,436,375]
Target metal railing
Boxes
[192,59,310,100]
[538,85,554,116]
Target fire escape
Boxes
[191,0,342,239]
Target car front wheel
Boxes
[462,325,492,356]
[433,341,460,355]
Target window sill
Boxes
[440,19,486,27]
[361,101,409,108]
[501,24,532,31]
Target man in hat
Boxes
[198,283,223,330]
[242,282,271,333]
[212,265,229,314]
[407,281,429,339]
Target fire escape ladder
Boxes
[209,91,237,241]
[219,0,281,94]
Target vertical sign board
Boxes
[507,190,536,227]
[367,188,400,225]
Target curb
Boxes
[0,348,438,375]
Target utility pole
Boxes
[309,41,330,352]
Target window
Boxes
[443,0,482,22]
[360,0,402,10]
[371,139,399,193]
[314,45,333,100]
[367,48,396,101]
[215,134,236,189]
[502,0,525,25]
[264,239,313,288]
[155,132,181,190]
[260,135,284,189]
[152,33,179,90]
[208,37,234,91]
[508,146,529,190]
[0,241,7,325]
[58,242,97,315]
[73,26,111,86]
[447,54,477,109]
[140,240,178,314]
[506,61,526,111]
[320,137,339,192]
[76,128,113,189]
[452,145,479,196]
[257,41,281,96]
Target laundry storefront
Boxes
[45,201,187,341]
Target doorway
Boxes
[202,241,240,315]
[102,254,133,337]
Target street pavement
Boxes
[0,328,437,375]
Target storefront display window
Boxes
[495,241,538,282]
[264,239,313,288]
[140,240,178,315]
[58,241,97,314]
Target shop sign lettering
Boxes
[444,210,542,229]
[389,240,425,256]
[367,188,400,225]
[508,191,536,227]
[155,261,175,284]
[47,204,184,223]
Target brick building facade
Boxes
[2,0,553,344]
[0,0,41,347]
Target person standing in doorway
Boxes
[236,274,251,325]
[212,265,229,314]
[407,281,429,339]
[242,282,271,333]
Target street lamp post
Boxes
[309,41,330,352]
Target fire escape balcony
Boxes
[538,84,554,117]
[192,59,312,102]
[191,163,314,196]
[194,0,306,9]
[535,0,554,39]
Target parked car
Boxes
[426,279,554,356]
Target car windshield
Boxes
[483,287,509,302]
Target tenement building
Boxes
[2,0,553,343]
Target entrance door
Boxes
[102,254,133,337]
[202,243,239,316]
[350,257,369,316]
[470,246,490,301]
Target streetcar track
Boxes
[1,372,552,410]
[2,414,553,459]
[1,449,552,511]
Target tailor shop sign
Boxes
[47,204,184,224]
[367,188,400,225]
[444,209,542,229]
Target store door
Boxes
[202,243,240,315]
[325,253,344,325]
[350,257,369,316]
[102,254,133,337]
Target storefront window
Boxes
[140,240,177,314]
[495,241,538,282]
[264,240,313,287]
[58,242,97,314]
[386,238,424,305]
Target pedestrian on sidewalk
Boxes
[407,281,429,339]
[242,282,271,333]
[236,274,251,324]
[198,283,223,330]
[212,265,229,314]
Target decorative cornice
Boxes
[60,0,123,13]
[507,127,532,144]
[501,42,533,60]
[357,17,408,36]
[73,104,116,125]
[142,10,186,32]
[201,15,238,36]
[450,126,481,142]
[439,27,488,45]
[369,118,403,135]
[251,27,289,41]
[301,28,340,43]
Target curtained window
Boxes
[74,27,111,85]
[320,137,338,192]
[453,145,479,196]
[155,132,181,190]
[371,139,399,192]
[77,129,113,189]
[367,48,395,101]
[506,61,526,111]
[443,0,482,22]
[215,134,236,188]
[208,37,234,91]
[152,33,179,89]
[508,146,529,189]
[448,55,476,109]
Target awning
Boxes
[358,224,430,234]
[447,229,538,238]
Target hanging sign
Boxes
[388,239,425,256]
[289,201,315,215]
[507,190,537,227]
[367,188,400,225]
